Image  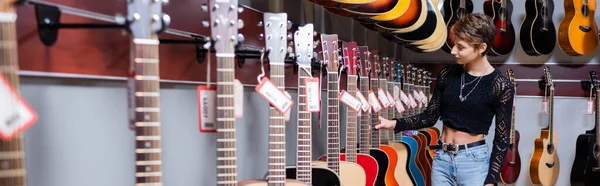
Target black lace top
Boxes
[393,64,514,185]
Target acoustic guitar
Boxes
[337,41,379,186]
[500,69,521,184]
[285,24,341,186]
[309,0,375,8]
[484,0,515,56]
[570,71,600,186]
[441,0,473,53]
[529,66,560,186]
[558,0,599,55]
[313,34,367,186]
[519,0,556,56]
[325,0,401,18]
[375,0,427,34]
[0,1,28,185]
[400,64,426,186]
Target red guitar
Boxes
[500,69,521,184]
[483,0,516,56]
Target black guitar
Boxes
[441,0,474,53]
[570,71,600,186]
[519,0,556,56]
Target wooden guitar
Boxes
[126,0,170,185]
[400,64,425,186]
[325,0,401,18]
[311,0,377,9]
[392,0,447,52]
[375,0,427,34]
[519,0,556,56]
[483,0,516,56]
[376,57,400,186]
[337,41,379,186]
[313,34,367,186]
[558,0,599,55]
[0,1,27,185]
[285,24,341,186]
[529,66,560,186]
[500,69,522,184]
[570,71,600,186]
[414,68,433,186]
[441,0,473,53]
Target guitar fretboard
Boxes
[296,69,312,183]
[394,81,403,142]
[216,56,237,186]
[0,13,26,185]
[268,64,286,185]
[370,78,380,148]
[379,79,389,145]
[547,86,554,144]
[346,75,358,163]
[387,81,395,142]
[327,72,340,174]
[359,77,371,153]
[132,39,162,185]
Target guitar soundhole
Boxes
[546,144,554,154]
[579,26,592,32]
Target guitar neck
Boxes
[547,86,554,143]
[370,78,380,148]
[596,88,600,168]
[510,87,517,145]
[359,77,371,153]
[296,69,312,183]
[268,64,286,184]
[327,71,340,174]
[0,12,26,184]
[460,0,466,9]
[379,79,389,145]
[346,75,358,162]
[132,40,162,184]
[216,56,237,186]
[395,81,403,141]
[387,81,395,141]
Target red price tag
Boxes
[368,90,382,113]
[542,100,548,115]
[587,100,594,115]
[0,74,38,140]
[255,77,294,114]
[198,86,217,133]
[339,90,362,112]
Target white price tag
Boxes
[234,79,244,118]
[386,91,395,107]
[395,99,406,114]
[0,75,37,140]
[368,90,382,113]
[587,100,594,115]
[339,90,362,112]
[542,100,548,115]
[413,90,423,102]
[419,90,427,104]
[400,91,410,106]
[408,94,418,108]
[393,85,400,100]
[255,77,294,114]
[284,91,292,122]
[305,78,320,112]
[356,88,371,112]
[198,86,217,133]
[377,88,391,108]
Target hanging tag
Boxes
[386,91,395,107]
[587,100,594,115]
[255,77,294,114]
[393,85,400,100]
[413,89,423,102]
[418,90,427,104]
[368,90,383,113]
[395,99,406,114]
[356,89,371,112]
[339,90,362,112]
[126,71,136,131]
[198,86,217,133]
[305,78,320,112]
[541,99,548,115]
[400,91,410,106]
[377,88,391,108]
[284,91,292,122]
[408,94,418,108]
[234,79,244,118]
[0,75,38,140]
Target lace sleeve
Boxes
[393,66,452,133]
[485,75,515,185]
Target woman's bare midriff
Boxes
[440,125,485,145]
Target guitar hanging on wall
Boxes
[483,0,515,56]
[441,0,473,53]
[570,71,600,186]
[519,0,556,56]
[558,0,599,56]
[500,69,521,184]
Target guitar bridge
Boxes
[579,26,592,32]
[508,162,515,166]
[545,162,555,168]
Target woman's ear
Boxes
[478,43,488,55]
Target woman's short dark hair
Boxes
[450,13,496,55]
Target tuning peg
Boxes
[287,20,292,29]
[201,4,208,12]
[114,13,126,25]
[238,6,244,13]
[159,0,169,5]
[238,19,244,29]
[162,13,171,27]
[258,33,264,40]
[202,21,209,28]
[237,34,245,43]
[257,21,263,27]
[287,33,293,40]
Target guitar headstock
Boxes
[321,34,340,73]
[543,66,554,89]
[371,53,380,78]
[127,0,170,39]
[417,68,423,86]
[358,46,370,78]
[404,64,411,84]
[507,69,516,85]
[263,13,288,64]
[590,71,598,91]
[209,0,241,54]
[380,57,389,79]
[293,24,314,68]
[343,41,358,76]
[395,61,403,83]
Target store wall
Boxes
[18,76,595,186]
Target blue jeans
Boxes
[431,144,490,186]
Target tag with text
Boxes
[305,78,320,112]
[339,90,362,112]
[395,99,406,114]
[413,90,423,102]
[198,86,217,133]
[393,85,400,100]
[419,90,427,104]
[356,89,370,112]
[542,100,548,115]
[377,88,391,108]
[386,91,395,107]
[408,93,418,108]
[0,75,38,140]
[368,90,383,113]
[587,100,594,115]
[400,91,410,106]
[255,77,294,114]
[234,79,244,118]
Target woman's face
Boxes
[450,39,485,65]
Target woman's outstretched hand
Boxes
[375,116,396,131]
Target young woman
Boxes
[376,13,514,186]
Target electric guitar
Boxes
[285,24,341,186]
[376,57,400,186]
[441,0,473,53]
[483,0,515,56]
[558,0,599,56]
[570,71,600,186]
[313,34,367,186]
[0,1,28,185]
[127,0,169,185]
[519,0,556,56]
[529,66,560,186]
[500,69,521,184]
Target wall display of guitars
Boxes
[500,69,521,184]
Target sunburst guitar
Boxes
[484,0,515,56]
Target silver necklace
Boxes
[459,65,491,102]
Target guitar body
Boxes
[500,130,521,184]
[239,179,309,186]
[326,0,399,18]
[380,145,400,186]
[394,0,438,42]
[529,131,560,186]
[441,0,474,53]
[416,133,432,186]
[483,0,515,56]
[311,0,375,8]
[285,166,342,186]
[389,141,415,186]
[340,152,380,186]
[559,0,599,55]
[312,161,367,186]
[519,0,556,55]
[570,133,600,186]
[369,148,390,186]
[375,0,427,33]
[402,135,425,186]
